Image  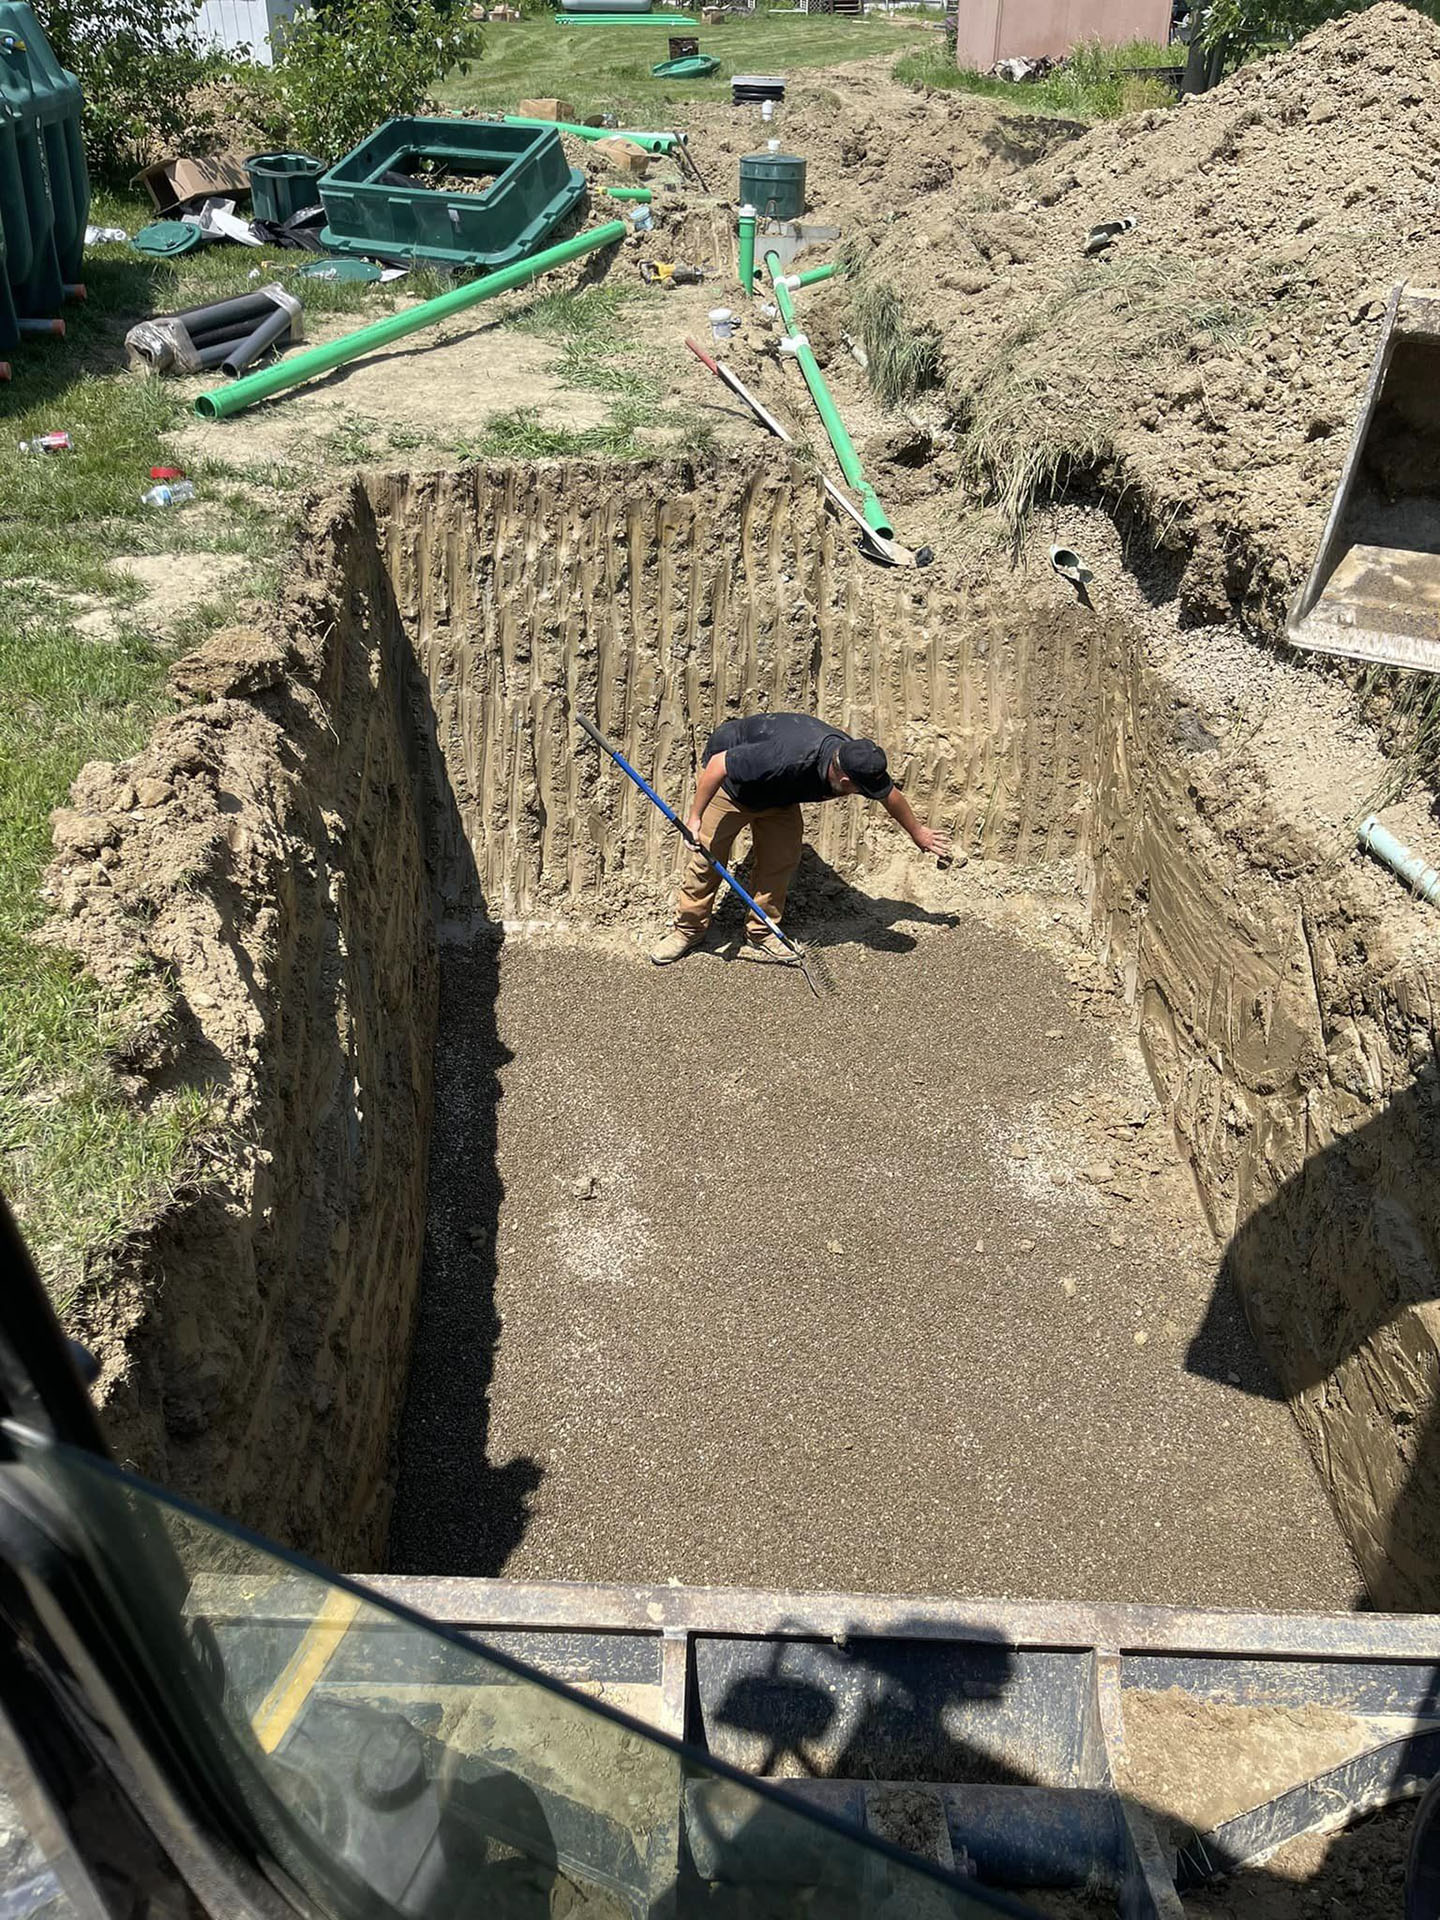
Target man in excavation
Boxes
[651,712,951,966]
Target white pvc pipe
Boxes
[1358,815,1440,905]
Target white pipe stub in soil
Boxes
[1050,545,1093,586]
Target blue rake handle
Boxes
[574,710,819,995]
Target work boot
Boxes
[739,933,799,966]
[650,928,700,966]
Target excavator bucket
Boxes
[1288,284,1440,671]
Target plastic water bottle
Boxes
[141,480,196,508]
[18,430,72,453]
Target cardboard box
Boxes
[593,138,651,177]
[134,152,251,213]
[518,97,577,121]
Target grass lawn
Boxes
[0,187,395,1303]
[436,8,927,117]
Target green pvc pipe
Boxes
[794,262,836,288]
[737,204,756,298]
[196,220,627,422]
[764,250,892,538]
[604,185,653,202]
[500,116,682,154]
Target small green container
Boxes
[738,147,806,222]
[246,152,325,225]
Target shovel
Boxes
[575,710,830,998]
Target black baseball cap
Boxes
[838,736,892,800]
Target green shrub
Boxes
[34,0,223,177]
[270,0,482,163]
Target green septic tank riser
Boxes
[0,2,87,322]
[738,148,805,222]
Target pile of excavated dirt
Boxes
[808,5,1440,625]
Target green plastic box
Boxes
[0,2,88,317]
[318,117,585,270]
[246,151,324,226]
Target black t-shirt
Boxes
[705,713,850,812]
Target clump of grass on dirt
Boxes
[953,254,1254,541]
[1354,667,1440,814]
[895,35,1180,120]
[839,241,944,410]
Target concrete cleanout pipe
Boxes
[195,220,628,422]
[764,249,892,538]
[500,116,684,153]
[1358,815,1440,906]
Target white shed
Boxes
[195,0,296,63]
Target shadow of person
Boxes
[1182,1057,1440,1609]
[706,845,960,958]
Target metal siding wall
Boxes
[195,0,291,62]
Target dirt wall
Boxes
[46,488,437,1568]
[369,457,1098,932]
[1079,618,1440,1608]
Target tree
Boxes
[33,0,220,177]
[270,0,481,163]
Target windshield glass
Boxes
[9,1433,1031,1919]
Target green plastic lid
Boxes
[133,220,204,258]
[295,257,383,283]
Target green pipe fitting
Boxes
[196,220,627,422]
[764,250,892,538]
[737,204,756,298]
[500,116,682,154]
[604,185,653,202]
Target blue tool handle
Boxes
[574,710,791,946]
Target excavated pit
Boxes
[62,456,1440,1612]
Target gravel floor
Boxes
[388,908,1359,1608]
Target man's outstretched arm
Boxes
[685,752,729,843]
[883,786,951,857]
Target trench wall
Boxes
[367,460,1099,928]
[44,456,1440,1605]
[1082,642,1440,1609]
[49,489,437,1568]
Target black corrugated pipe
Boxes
[195,334,282,369]
[220,289,302,378]
[189,318,266,349]
[166,289,281,332]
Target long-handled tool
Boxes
[575,711,830,998]
[684,337,930,569]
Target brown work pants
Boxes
[674,791,804,941]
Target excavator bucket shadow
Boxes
[1288,283,1440,672]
